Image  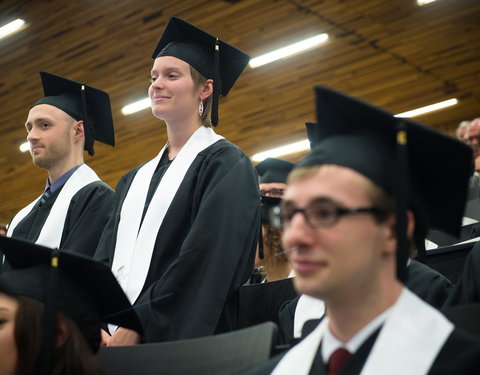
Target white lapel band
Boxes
[111,126,223,303]
[273,288,453,375]
[7,164,100,249]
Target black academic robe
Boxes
[94,139,260,343]
[277,260,453,346]
[247,327,480,375]
[443,242,480,307]
[8,181,113,257]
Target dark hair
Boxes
[190,66,213,127]
[264,225,288,263]
[14,296,104,375]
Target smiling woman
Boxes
[94,16,260,345]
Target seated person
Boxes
[443,240,480,307]
[252,158,295,283]
[0,236,142,375]
[248,86,480,375]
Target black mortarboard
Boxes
[256,158,295,184]
[151,17,250,126]
[33,72,115,155]
[0,236,142,361]
[299,86,472,281]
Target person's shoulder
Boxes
[75,180,114,195]
[430,327,480,374]
[202,137,247,158]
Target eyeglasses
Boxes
[279,197,383,228]
[260,188,285,197]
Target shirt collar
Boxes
[321,304,393,363]
[45,164,83,194]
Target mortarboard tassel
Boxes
[81,84,95,156]
[395,121,408,283]
[211,38,220,126]
[40,249,61,375]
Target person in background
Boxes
[0,223,7,236]
[252,158,295,283]
[4,73,115,259]
[0,236,142,375]
[248,86,480,375]
[95,17,259,345]
[456,120,470,143]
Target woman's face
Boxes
[0,293,18,375]
[148,56,200,122]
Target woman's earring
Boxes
[199,100,204,116]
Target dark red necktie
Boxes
[327,348,351,375]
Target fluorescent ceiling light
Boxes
[394,98,458,118]
[19,142,29,153]
[249,34,329,68]
[0,19,26,41]
[417,0,438,5]
[253,98,459,161]
[121,97,151,115]
[252,139,310,162]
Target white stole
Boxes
[272,288,453,375]
[293,294,325,338]
[111,126,223,304]
[6,164,100,249]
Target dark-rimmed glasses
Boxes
[280,197,383,228]
[260,188,286,197]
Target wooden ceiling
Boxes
[1,0,479,223]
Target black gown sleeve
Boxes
[406,260,453,309]
[60,181,114,257]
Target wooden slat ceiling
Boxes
[1,0,479,223]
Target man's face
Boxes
[467,121,480,158]
[25,104,75,171]
[282,166,393,301]
[259,182,287,198]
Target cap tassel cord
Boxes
[395,121,408,283]
[40,249,60,375]
[81,84,95,155]
[212,38,220,126]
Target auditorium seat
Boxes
[97,322,278,375]
[237,277,298,329]
[425,241,477,283]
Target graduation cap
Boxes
[33,72,115,155]
[151,16,250,126]
[298,86,472,282]
[0,236,142,373]
[256,158,295,184]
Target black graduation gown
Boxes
[407,260,453,309]
[277,260,453,346]
[247,327,480,375]
[94,139,260,343]
[443,242,480,307]
[8,181,114,257]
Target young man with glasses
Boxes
[248,86,480,375]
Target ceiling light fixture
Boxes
[417,0,438,5]
[252,98,459,161]
[252,139,310,162]
[121,97,151,115]
[0,19,26,41]
[19,142,29,153]
[249,34,329,68]
[394,98,458,118]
